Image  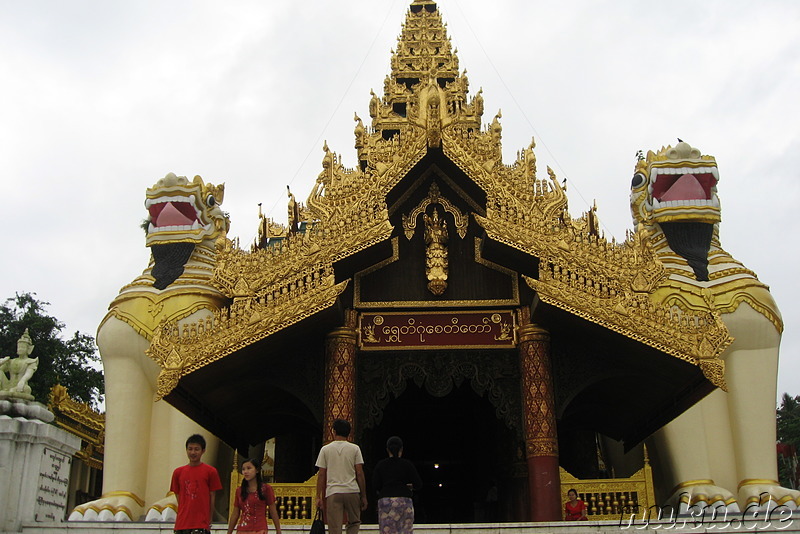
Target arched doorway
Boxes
[360,380,522,523]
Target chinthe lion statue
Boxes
[69,173,229,521]
[634,141,799,512]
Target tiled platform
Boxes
[11,519,800,534]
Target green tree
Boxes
[777,393,800,488]
[0,292,103,407]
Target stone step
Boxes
[12,519,800,534]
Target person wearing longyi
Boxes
[315,419,367,534]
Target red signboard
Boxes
[358,311,516,350]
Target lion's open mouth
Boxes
[650,166,718,208]
[145,196,207,233]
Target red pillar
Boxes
[518,322,561,522]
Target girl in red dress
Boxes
[227,458,282,534]
[564,488,588,521]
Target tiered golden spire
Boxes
[394,1,459,81]
[367,0,483,150]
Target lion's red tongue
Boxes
[154,202,195,227]
[660,173,707,201]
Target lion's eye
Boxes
[206,195,216,207]
[631,173,646,189]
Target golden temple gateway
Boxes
[71,0,794,524]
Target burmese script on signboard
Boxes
[34,447,72,522]
[359,310,516,350]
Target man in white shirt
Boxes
[315,419,367,534]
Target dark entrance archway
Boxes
[358,350,525,523]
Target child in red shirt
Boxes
[170,434,223,534]
[227,458,282,534]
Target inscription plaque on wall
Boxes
[359,310,516,350]
[34,447,72,522]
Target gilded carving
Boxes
[423,208,448,295]
[147,272,349,400]
[48,384,105,470]
[400,182,470,296]
[526,439,559,458]
[559,449,657,520]
[495,322,513,341]
[253,202,290,250]
[362,324,380,344]
[401,182,468,239]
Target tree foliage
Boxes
[0,292,103,408]
[777,393,800,489]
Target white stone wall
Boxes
[0,411,80,533]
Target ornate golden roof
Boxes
[146,0,731,398]
[48,385,105,470]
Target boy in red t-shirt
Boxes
[170,434,223,534]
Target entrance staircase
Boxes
[12,519,800,534]
[14,453,798,533]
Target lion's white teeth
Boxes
[653,198,717,209]
[148,222,206,233]
[147,195,195,205]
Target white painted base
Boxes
[0,413,80,533]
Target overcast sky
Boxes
[2,0,799,402]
